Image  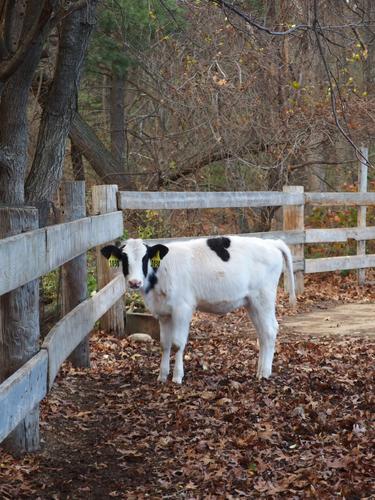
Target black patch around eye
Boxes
[145,272,158,294]
[142,252,149,277]
[207,237,231,262]
[121,253,129,276]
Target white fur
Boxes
[121,237,296,384]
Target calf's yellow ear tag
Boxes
[151,250,161,269]
[109,254,120,268]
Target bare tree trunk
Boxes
[70,113,135,189]
[0,22,44,203]
[0,1,46,99]
[25,1,98,225]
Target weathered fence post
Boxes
[283,186,305,295]
[58,181,90,367]
[0,207,40,455]
[357,146,368,285]
[92,185,125,337]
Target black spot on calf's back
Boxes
[207,237,231,261]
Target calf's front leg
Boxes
[158,317,173,383]
[171,309,192,384]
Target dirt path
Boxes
[283,303,375,338]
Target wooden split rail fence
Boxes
[1,182,375,453]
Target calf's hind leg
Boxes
[247,291,279,379]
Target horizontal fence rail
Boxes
[0,351,48,443]
[0,211,123,296]
[43,274,125,388]
[117,190,305,210]
[118,190,375,210]
[305,227,375,243]
[305,254,375,274]
[305,192,375,206]
[0,275,125,443]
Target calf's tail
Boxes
[274,239,297,306]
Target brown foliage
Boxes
[0,274,374,498]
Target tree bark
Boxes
[0,13,45,204]
[0,1,47,94]
[70,112,135,189]
[25,1,98,224]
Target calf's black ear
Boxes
[147,244,169,270]
[101,245,123,260]
[148,244,169,260]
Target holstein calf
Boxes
[101,236,296,384]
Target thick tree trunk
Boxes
[70,113,135,189]
[25,1,98,224]
[0,28,44,204]
[0,1,46,98]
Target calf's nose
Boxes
[128,279,142,289]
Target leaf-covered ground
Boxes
[1,274,374,499]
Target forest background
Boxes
[2,0,375,238]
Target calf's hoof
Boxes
[172,375,183,384]
[157,373,168,383]
[256,370,272,380]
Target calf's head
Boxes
[101,238,169,290]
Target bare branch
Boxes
[0,0,91,84]
[312,0,373,170]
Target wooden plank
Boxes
[283,186,304,295]
[292,259,304,272]
[59,181,90,368]
[93,186,125,337]
[0,228,46,297]
[305,192,375,206]
[0,351,48,444]
[117,191,304,210]
[46,218,91,270]
[90,211,123,247]
[42,274,125,388]
[305,254,375,274]
[92,185,118,214]
[146,230,305,246]
[306,226,375,243]
[0,211,123,296]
